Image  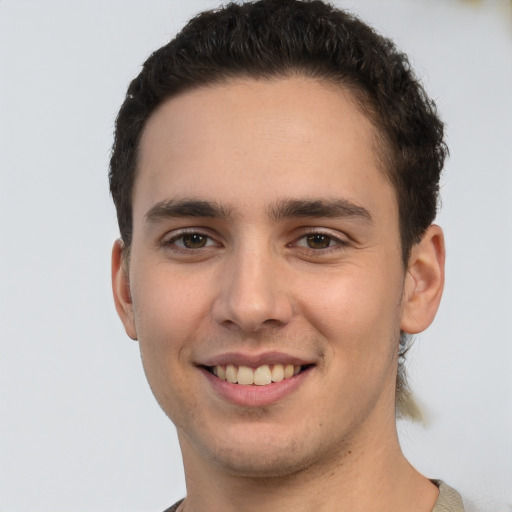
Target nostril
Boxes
[220,319,242,331]
[262,318,284,326]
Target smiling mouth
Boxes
[204,363,312,386]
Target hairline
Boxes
[126,71,403,260]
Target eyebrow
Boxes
[143,197,373,224]
[267,198,373,223]
[144,199,231,223]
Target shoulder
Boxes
[431,480,465,512]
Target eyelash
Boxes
[290,230,349,255]
[162,229,349,255]
[163,229,220,253]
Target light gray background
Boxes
[1,1,511,511]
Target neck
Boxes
[177,419,438,512]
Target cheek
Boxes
[298,261,403,369]
[130,270,210,421]
[134,262,208,327]
[131,265,213,370]
[303,268,402,417]
[303,264,400,328]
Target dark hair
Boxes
[109,0,447,415]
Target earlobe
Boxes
[401,225,445,334]
[111,239,138,340]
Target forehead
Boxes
[134,76,393,221]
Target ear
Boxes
[401,224,445,334]
[111,239,138,340]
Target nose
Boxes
[211,245,294,333]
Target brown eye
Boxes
[306,234,333,249]
[182,234,208,248]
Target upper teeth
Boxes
[212,363,301,385]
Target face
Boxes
[114,77,415,477]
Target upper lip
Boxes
[199,351,315,368]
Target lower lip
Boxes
[201,367,312,407]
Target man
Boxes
[109,0,464,510]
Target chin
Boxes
[188,424,341,479]
[210,447,315,479]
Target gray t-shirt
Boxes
[432,480,465,512]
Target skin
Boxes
[112,77,445,511]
